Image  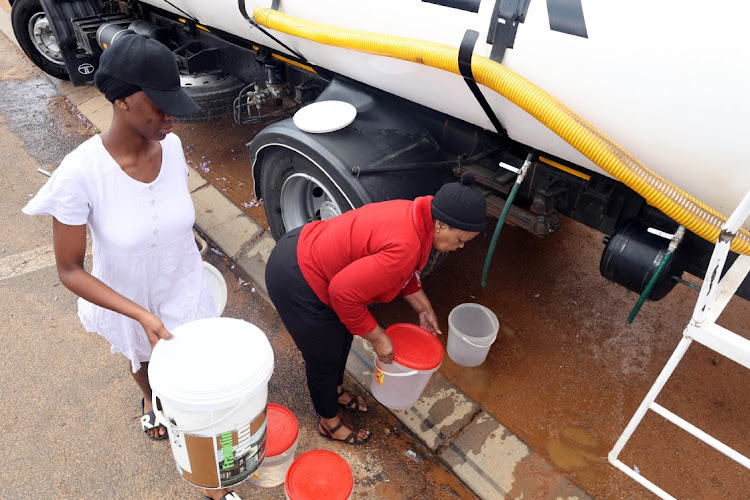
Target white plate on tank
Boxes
[293,100,357,133]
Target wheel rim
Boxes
[28,13,64,65]
[280,173,344,232]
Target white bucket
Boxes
[370,324,443,410]
[447,303,499,367]
[285,450,353,500]
[149,317,274,489]
[249,403,299,488]
[202,261,227,316]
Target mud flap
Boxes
[39,0,103,85]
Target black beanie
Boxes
[431,172,487,231]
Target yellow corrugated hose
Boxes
[254,8,750,255]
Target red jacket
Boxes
[297,196,434,335]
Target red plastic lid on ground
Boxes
[266,403,299,457]
[386,323,444,371]
[285,449,353,499]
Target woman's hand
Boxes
[138,311,174,348]
[362,326,394,365]
[403,289,442,336]
[419,310,442,336]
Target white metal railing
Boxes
[608,187,750,499]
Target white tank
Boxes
[143,0,750,217]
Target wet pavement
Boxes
[0,21,474,500]
[3,1,750,497]
[172,82,750,498]
[174,114,750,498]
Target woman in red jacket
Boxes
[265,172,486,445]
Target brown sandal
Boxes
[318,419,371,446]
[337,388,367,413]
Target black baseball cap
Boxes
[97,33,200,117]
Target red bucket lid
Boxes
[386,323,444,370]
[266,403,299,457]
[285,449,353,499]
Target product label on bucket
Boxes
[166,420,191,473]
[171,407,268,489]
[373,367,385,386]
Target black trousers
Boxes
[265,227,353,419]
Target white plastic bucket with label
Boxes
[149,317,274,490]
[370,324,443,410]
[249,403,299,488]
[447,303,499,367]
[285,450,353,500]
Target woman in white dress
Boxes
[24,34,237,500]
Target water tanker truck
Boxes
[11,0,750,303]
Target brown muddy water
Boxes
[175,113,750,499]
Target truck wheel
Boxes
[260,147,360,240]
[176,73,246,123]
[11,0,69,80]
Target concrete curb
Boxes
[0,10,591,498]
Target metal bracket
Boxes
[486,0,531,63]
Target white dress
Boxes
[23,133,217,372]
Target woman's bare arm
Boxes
[52,218,172,347]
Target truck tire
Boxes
[260,147,362,241]
[11,0,69,80]
[176,74,246,123]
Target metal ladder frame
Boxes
[608,188,750,499]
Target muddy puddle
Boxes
[175,117,268,229]
[371,221,750,498]
[0,35,93,170]
[140,106,750,498]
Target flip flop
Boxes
[202,492,241,500]
[337,388,367,413]
[318,419,371,446]
[140,398,168,441]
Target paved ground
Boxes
[4,2,750,499]
[0,7,592,498]
[0,18,479,500]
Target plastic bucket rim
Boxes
[374,357,440,377]
[454,331,498,348]
[150,318,274,411]
[153,356,274,411]
[448,303,499,337]
[202,260,228,316]
[153,382,270,434]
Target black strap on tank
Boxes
[271,0,281,10]
[459,30,507,138]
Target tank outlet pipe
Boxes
[482,154,533,287]
[252,8,750,256]
[626,226,687,324]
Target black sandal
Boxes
[318,419,371,446]
[337,388,368,412]
[140,398,168,441]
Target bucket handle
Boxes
[456,332,498,349]
[373,356,419,378]
[151,390,253,434]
